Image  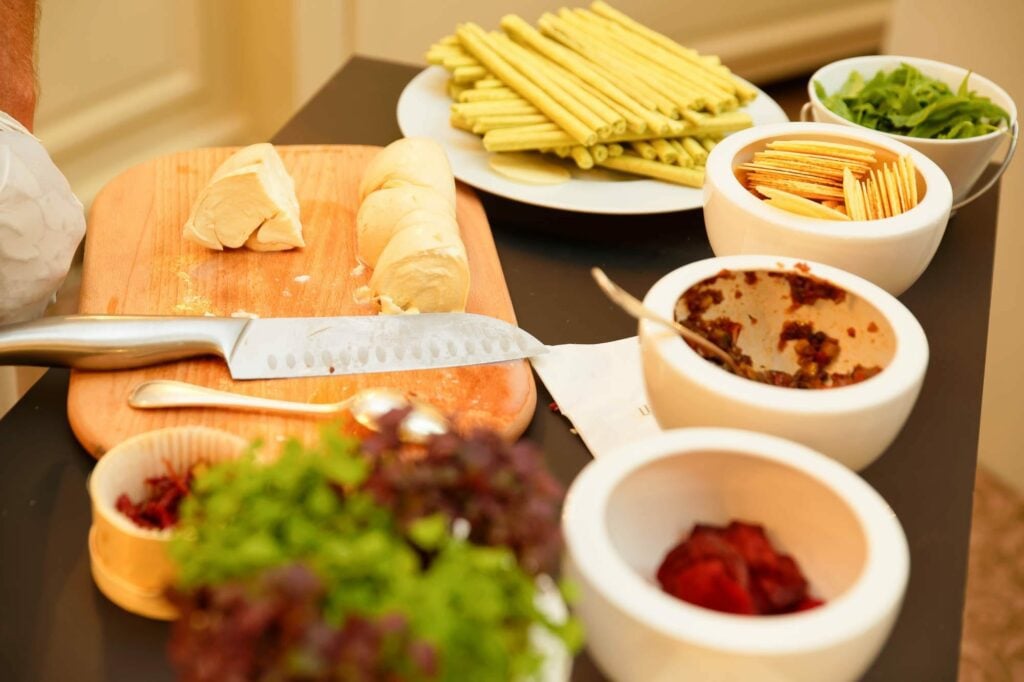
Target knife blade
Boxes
[0,313,549,379]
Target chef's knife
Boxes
[0,314,549,379]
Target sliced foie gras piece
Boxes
[488,153,571,185]
[357,186,456,263]
[358,205,459,269]
[243,210,304,252]
[369,225,469,314]
[358,137,457,207]
[183,143,303,251]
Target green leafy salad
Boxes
[166,421,580,682]
[815,64,1010,139]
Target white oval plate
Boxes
[397,66,790,214]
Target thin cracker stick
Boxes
[669,139,694,167]
[765,140,876,163]
[539,13,680,118]
[757,186,851,220]
[571,145,595,169]
[681,137,708,165]
[651,138,678,164]
[475,25,613,137]
[631,141,657,160]
[600,154,705,186]
[589,1,755,101]
[842,168,862,221]
[457,23,599,145]
[458,87,518,102]
[501,14,653,133]
[884,165,904,216]
[493,32,626,133]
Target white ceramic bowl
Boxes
[640,255,928,471]
[704,122,952,296]
[563,428,909,682]
[806,55,1017,206]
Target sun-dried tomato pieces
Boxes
[656,521,824,616]
[115,459,201,530]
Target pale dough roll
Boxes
[370,225,470,314]
[184,163,304,250]
[358,137,457,207]
[243,211,305,252]
[356,184,455,264]
[183,143,303,251]
[358,203,458,268]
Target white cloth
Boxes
[530,337,662,459]
[0,110,86,324]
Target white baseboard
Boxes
[691,1,891,84]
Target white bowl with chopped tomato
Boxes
[562,427,909,682]
[703,121,952,296]
[805,55,1017,207]
[88,426,248,620]
[639,255,928,471]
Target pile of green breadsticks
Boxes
[427,2,757,188]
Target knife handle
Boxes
[0,315,250,370]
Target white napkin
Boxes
[530,337,661,458]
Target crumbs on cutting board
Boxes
[230,310,260,319]
[351,263,366,277]
[173,270,212,315]
[353,285,373,305]
[294,274,311,284]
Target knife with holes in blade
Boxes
[0,313,549,378]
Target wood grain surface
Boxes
[68,145,535,457]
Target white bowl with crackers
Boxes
[703,122,952,296]
[639,255,928,471]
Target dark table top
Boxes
[0,56,998,681]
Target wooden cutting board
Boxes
[68,145,536,458]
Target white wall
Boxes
[352,0,890,83]
[34,0,354,207]
[886,0,1024,495]
[0,0,354,419]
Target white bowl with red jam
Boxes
[640,255,927,471]
[703,122,952,296]
[562,427,909,682]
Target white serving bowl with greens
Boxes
[804,55,1017,207]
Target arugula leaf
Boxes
[815,63,1010,139]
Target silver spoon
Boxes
[590,267,739,372]
[128,380,449,444]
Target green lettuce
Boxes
[815,63,1010,139]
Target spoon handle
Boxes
[590,268,738,371]
[128,380,342,416]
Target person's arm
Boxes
[0,0,39,131]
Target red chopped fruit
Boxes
[662,559,756,615]
[656,521,824,616]
[795,597,826,612]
